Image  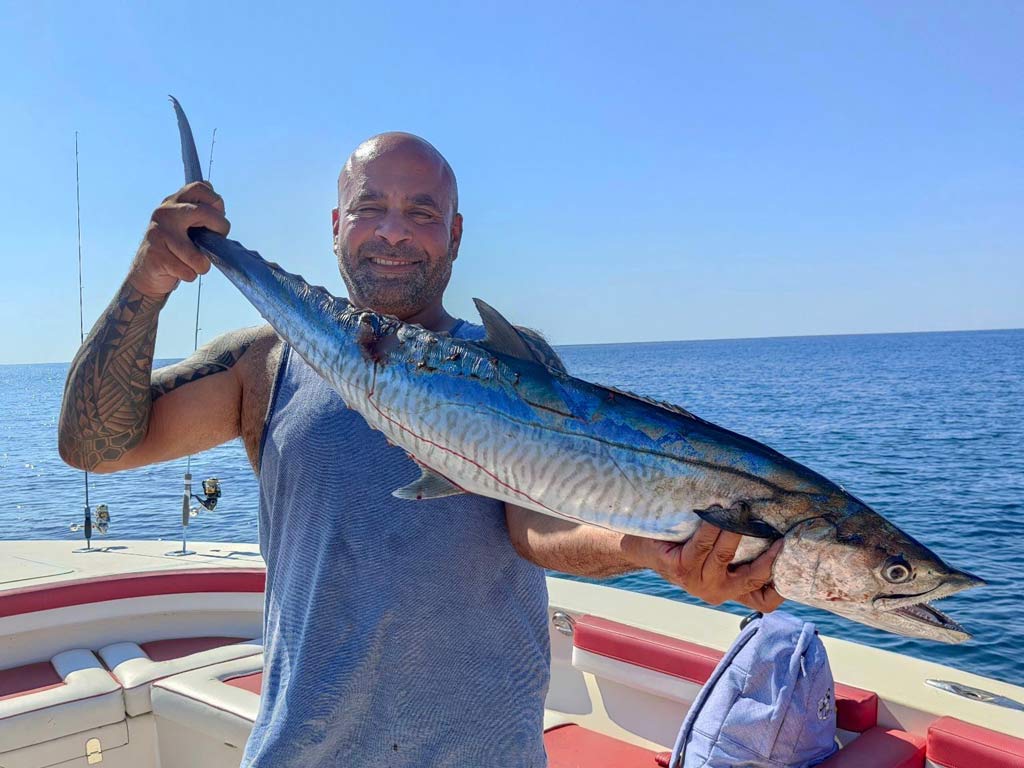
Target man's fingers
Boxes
[709,530,743,567]
[153,201,229,235]
[164,234,211,277]
[179,203,231,236]
[680,521,722,568]
[730,539,785,592]
[759,585,784,611]
[736,584,784,613]
[163,182,226,216]
[178,181,224,208]
[162,252,198,283]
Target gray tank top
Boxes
[244,320,550,767]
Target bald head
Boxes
[332,132,464,327]
[340,132,458,217]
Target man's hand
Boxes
[621,522,785,612]
[128,181,230,298]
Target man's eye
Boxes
[409,210,434,221]
[354,206,383,215]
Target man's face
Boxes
[334,141,461,320]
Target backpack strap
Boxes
[668,617,762,767]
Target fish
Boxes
[168,97,985,643]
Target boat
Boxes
[1,538,1022,767]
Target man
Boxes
[59,133,782,766]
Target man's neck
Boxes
[404,303,458,333]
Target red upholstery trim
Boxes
[572,615,878,732]
[819,727,925,768]
[141,636,248,663]
[834,682,877,733]
[0,661,63,702]
[574,615,723,685]
[224,672,262,695]
[927,716,1024,768]
[544,724,659,767]
[0,569,265,618]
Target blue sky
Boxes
[1,1,1020,364]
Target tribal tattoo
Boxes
[150,327,260,400]
[58,279,260,471]
[58,282,167,471]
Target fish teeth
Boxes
[897,601,965,633]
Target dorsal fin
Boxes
[473,298,545,365]
[604,385,700,420]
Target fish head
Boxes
[772,503,985,643]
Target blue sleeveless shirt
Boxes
[244,320,551,767]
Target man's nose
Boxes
[375,210,412,246]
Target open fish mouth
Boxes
[888,599,966,636]
[871,570,984,638]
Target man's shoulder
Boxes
[234,324,284,382]
[453,319,566,374]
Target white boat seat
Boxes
[0,649,124,754]
[151,654,263,755]
[100,636,262,716]
[572,614,879,732]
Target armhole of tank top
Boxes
[257,343,292,472]
[449,318,466,337]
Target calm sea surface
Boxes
[1,329,1022,685]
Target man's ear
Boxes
[450,212,463,262]
[332,208,340,254]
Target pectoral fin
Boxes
[695,504,781,539]
[393,467,466,500]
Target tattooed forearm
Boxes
[58,282,168,471]
[150,328,260,400]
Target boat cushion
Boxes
[545,724,659,767]
[0,649,124,753]
[150,654,263,750]
[100,636,261,716]
[833,682,877,733]
[572,614,879,732]
[543,723,928,768]
[818,727,925,768]
[0,661,63,702]
[574,615,721,685]
[926,716,1024,768]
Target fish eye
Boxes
[882,556,913,583]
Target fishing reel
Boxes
[71,502,110,552]
[188,477,222,517]
[70,503,110,535]
[169,474,224,557]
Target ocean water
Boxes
[1,329,1021,686]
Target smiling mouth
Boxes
[367,257,421,267]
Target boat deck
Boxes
[0,540,1022,767]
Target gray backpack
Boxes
[670,611,839,767]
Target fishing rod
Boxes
[70,131,110,551]
[168,118,222,556]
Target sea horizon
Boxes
[3,325,1021,368]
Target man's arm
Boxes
[505,506,783,612]
[58,181,243,473]
[503,330,784,612]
